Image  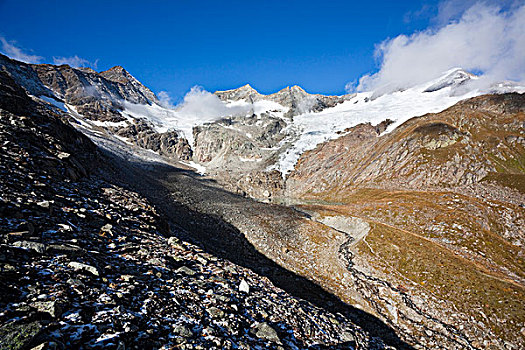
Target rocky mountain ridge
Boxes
[0,53,193,161]
[215,84,355,116]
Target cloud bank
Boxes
[53,55,98,69]
[125,87,258,146]
[0,36,43,64]
[354,1,525,93]
[157,91,175,108]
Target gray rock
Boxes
[36,200,50,209]
[176,266,196,276]
[239,279,250,293]
[207,307,225,319]
[195,255,208,266]
[0,321,43,350]
[173,324,193,338]
[31,301,62,318]
[11,241,45,254]
[167,237,180,246]
[57,152,70,160]
[340,329,356,343]
[251,322,281,344]
[120,274,134,282]
[68,261,99,276]
[46,244,84,256]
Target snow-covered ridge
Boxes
[77,68,525,176]
[272,69,524,175]
[22,58,524,178]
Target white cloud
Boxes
[176,86,252,117]
[353,2,525,93]
[434,0,485,24]
[0,36,43,64]
[53,55,98,69]
[157,91,175,108]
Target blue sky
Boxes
[0,0,523,102]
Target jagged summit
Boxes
[0,54,159,120]
[100,65,158,103]
[100,65,130,82]
[103,65,126,72]
[270,84,309,99]
[215,83,344,101]
[214,83,262,102]
[283,85,307,92]
[215,83,354,115]
[239,83,255,90]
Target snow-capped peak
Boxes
[423,68,476,93]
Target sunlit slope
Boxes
[284,93,525,349]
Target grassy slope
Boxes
[286,94,525,347]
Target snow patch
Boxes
[179,160,206,175]
[90,120,129,128]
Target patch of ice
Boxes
[65,104,92,129]
[239,157,262,162]
[94,332,121,344]
[113,134,132,145]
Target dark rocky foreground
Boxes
[0,70,407,348]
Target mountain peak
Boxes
[97,66,157,103]
[100,66,132,84]
[423,68,476,93]
[104,65,127,73]
[214,84,262,102]
[274,85,307,95]
[218,84,259,93]
[290,85,306,92]
[76,67,98,74]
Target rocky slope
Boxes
[283,93,525,349]
[0,65,401,349]
[287,93,525,194]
